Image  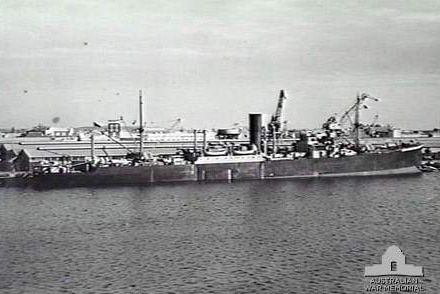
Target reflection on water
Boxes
[0,174,439,293]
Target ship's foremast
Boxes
[139,90,144,159]
[354,93,361,149]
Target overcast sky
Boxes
[1,0,440,129]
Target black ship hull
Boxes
[7,146,421,189]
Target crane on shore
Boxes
[268,90,287,137]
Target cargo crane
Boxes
[364,114,380,137]
[369,114,380,127]
[166,118,182,132]
[265,90,288,156]
[268,90,287,137]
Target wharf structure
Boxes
[0,132,246,173]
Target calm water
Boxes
[0,174,439,294]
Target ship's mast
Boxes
[354,93,360,148]
[90,133,95,164]
[338,92,378,149]
[139,90,144,158]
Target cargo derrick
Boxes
[323,93,379,146]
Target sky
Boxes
[1,0,440,130]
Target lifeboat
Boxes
[232,144,257,156]
[217,128,241,139]
[204,144,228,156]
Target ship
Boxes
[0,90,423,188]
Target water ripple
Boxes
[0,174,439,293]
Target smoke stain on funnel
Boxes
[249,113,262,152]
